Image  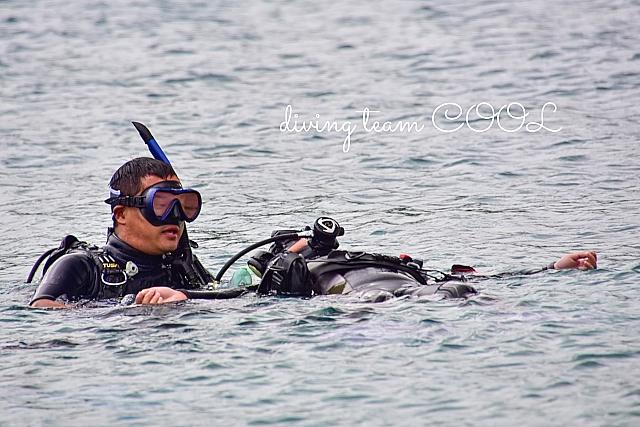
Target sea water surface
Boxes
[1,0,640,425]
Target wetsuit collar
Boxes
[105,232,165,266]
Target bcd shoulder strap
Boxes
[28,235,86,283]
[27,235,128,291]
[257,251,312,297]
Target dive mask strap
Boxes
[104,195,146,208]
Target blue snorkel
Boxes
[131,121,214,287]
[132,121,172,166]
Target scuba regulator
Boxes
[244,217,344,279]
[308,217,345,253]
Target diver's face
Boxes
[113,174,185,255]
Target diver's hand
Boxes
[287,238,308,253]
[135,287,187,305]
[30,299,67,308]
[553,251,597,270]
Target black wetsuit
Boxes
[308,256,555,301]
[180,249,492,301]
[179,263,478,301]
[310,267,474,300]
[179,241,557,301]
[30,233,200,304]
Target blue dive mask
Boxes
[105,181,202,226]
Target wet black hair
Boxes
[109,157,178,196]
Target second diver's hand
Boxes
[552,251,597,270]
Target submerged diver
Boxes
[134,217,597,305]
[29,157,214,307]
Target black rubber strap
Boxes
[178,288,248,300]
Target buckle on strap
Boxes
[98,254,128,286]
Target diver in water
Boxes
[29,157,214,307]
[28,162,596,307]
[135,217,597,305]
[28,122,596,307]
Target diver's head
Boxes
[108,157,178,201]
[105,157,201,255]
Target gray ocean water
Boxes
[1,0,640,425]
